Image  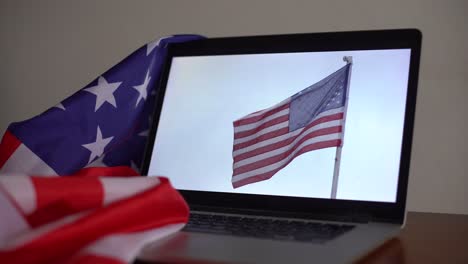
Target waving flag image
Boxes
[232,62,352,189]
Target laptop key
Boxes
[184,213,355,243]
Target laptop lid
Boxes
[141,29,421,224]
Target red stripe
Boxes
[302,112,343,132]
[233,103,289,126]
[233,127,289,151]
[27,177,104,227]
[234,139,342,176]
[72,166,139,177]
[232,139,341,188]
[234,114,289,139]
[0,178,188,264]
[25,167,139,226]
[232,171,277,188]
[0,130,21,169]
[233,112,344,150]
[234,126,342,163]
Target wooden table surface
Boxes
[357,212,468,264]
[398,212,468,263]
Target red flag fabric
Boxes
[0,172,188,264]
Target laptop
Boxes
[138,29,421,264]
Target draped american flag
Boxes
[0,35,204,264]
[232,64,351,188]
[0,175,188,264]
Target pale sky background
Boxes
[148,49,411,202]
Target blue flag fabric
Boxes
[289,64,350,132]
[3,35,205,175]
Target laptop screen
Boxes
[147,49,411,203]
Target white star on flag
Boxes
[54,103,66,111]
[84,153,107,168]
[82,126,114,164]
[133,70,151,107]
[84,76,122,112]
[146,36,172,56]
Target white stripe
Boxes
[233,121,289,145]
[234,132,342,169]
[0,175,37,214]
[0,190,30,248]
[100,177,160,206]
[234,108,290,133]
[233,119,342,157]
[233,133,341,182]
[0,177,172,253]
[317,107,344,117]
[0,144,57,176]
[234,98,290,121]
[233,107,344,145]
[83,223,185,263]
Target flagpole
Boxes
[331,56,353,199]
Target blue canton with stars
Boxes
[289,64,351,132]
[8,35,204,175]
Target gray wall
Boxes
[1,0,467,214]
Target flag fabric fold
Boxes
[232,64,351,188]
[0,173,189,264]
[0,34,205,263]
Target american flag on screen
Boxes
[232,64,351,188]
[0,35,204,264]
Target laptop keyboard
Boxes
[184,213,355,243]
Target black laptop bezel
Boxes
[141,29,421,224]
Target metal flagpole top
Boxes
[343,56,353,64]
[331,57,353,199]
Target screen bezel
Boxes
[141,29,421,224]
